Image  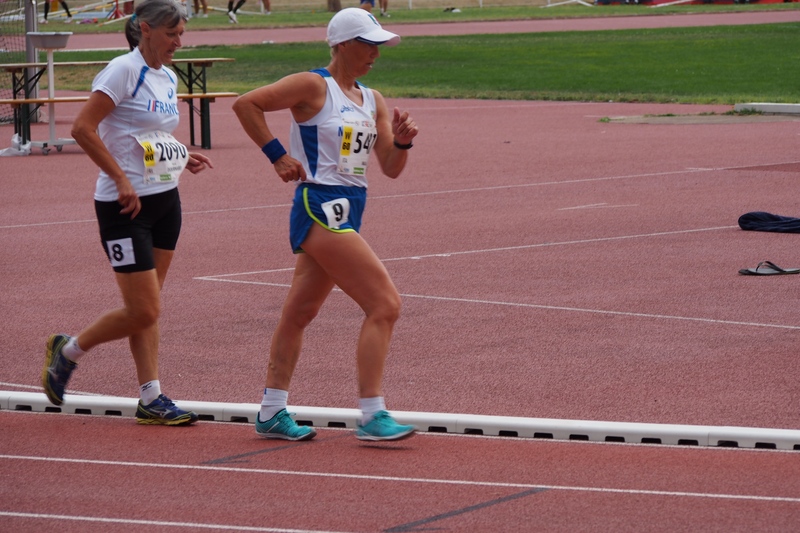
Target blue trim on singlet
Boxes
[131,66,175,98]
[309,67,368,87]
[299,125,319,178]
[300,69,328,178]
[132,66,149,98]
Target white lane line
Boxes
[0,382,103,395]
[196,225,735,279]
[5,162,800,230]
[558,203,639,210]
[2,455,799,504]
[191,278,800,330]
[194,225,797,330]
[0,511,348,533]
[0,167,713,230]
[396,293,800,330]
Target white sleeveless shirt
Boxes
[289,68,377,188]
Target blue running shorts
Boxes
[289,183,366,253]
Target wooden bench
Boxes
[0,96,89,150]
[0,92,238,151]
[176,92,239,149]
[0,96,91,106]
[1,57,236,151]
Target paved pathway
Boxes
[65,10,800,50]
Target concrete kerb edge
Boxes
[734,103,800,115]
[2,390,799,450]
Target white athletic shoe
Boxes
[227,10,238,23]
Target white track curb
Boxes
[3,391,799,451]
[733,103,800,115]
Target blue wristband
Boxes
[261,138,287,164]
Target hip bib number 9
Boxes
[136,131,189,184]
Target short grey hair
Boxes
[125,0,187,50]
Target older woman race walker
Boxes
[42,0,213,425]
[233,8,419,441]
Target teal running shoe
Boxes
[42,334,77,406]
[256,408,316,441]
[136,394,199,426]
[355,410,416,441]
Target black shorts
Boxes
[95,188,182,273]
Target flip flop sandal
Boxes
[738,260,800,276]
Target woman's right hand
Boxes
[274,155,307,183]
[117,180,142,218]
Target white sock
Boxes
[359,396,385,425]
[62,337,86,363]
[259,388,288,421]
[139,380,161,405]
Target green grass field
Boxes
[51,19,800,105]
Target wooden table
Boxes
[0,57,236,151]
[169,58,236,149]
[0,61,107,149]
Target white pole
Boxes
[47,49,56,143]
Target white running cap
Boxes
[327,8,400,47]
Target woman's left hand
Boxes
[186,152,214,174]
[392,108,418,146]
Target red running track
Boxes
[3,411,800,531]
[3,14,800,531]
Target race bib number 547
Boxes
[338,119,376,177]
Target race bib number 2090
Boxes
[136,131,189,184]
